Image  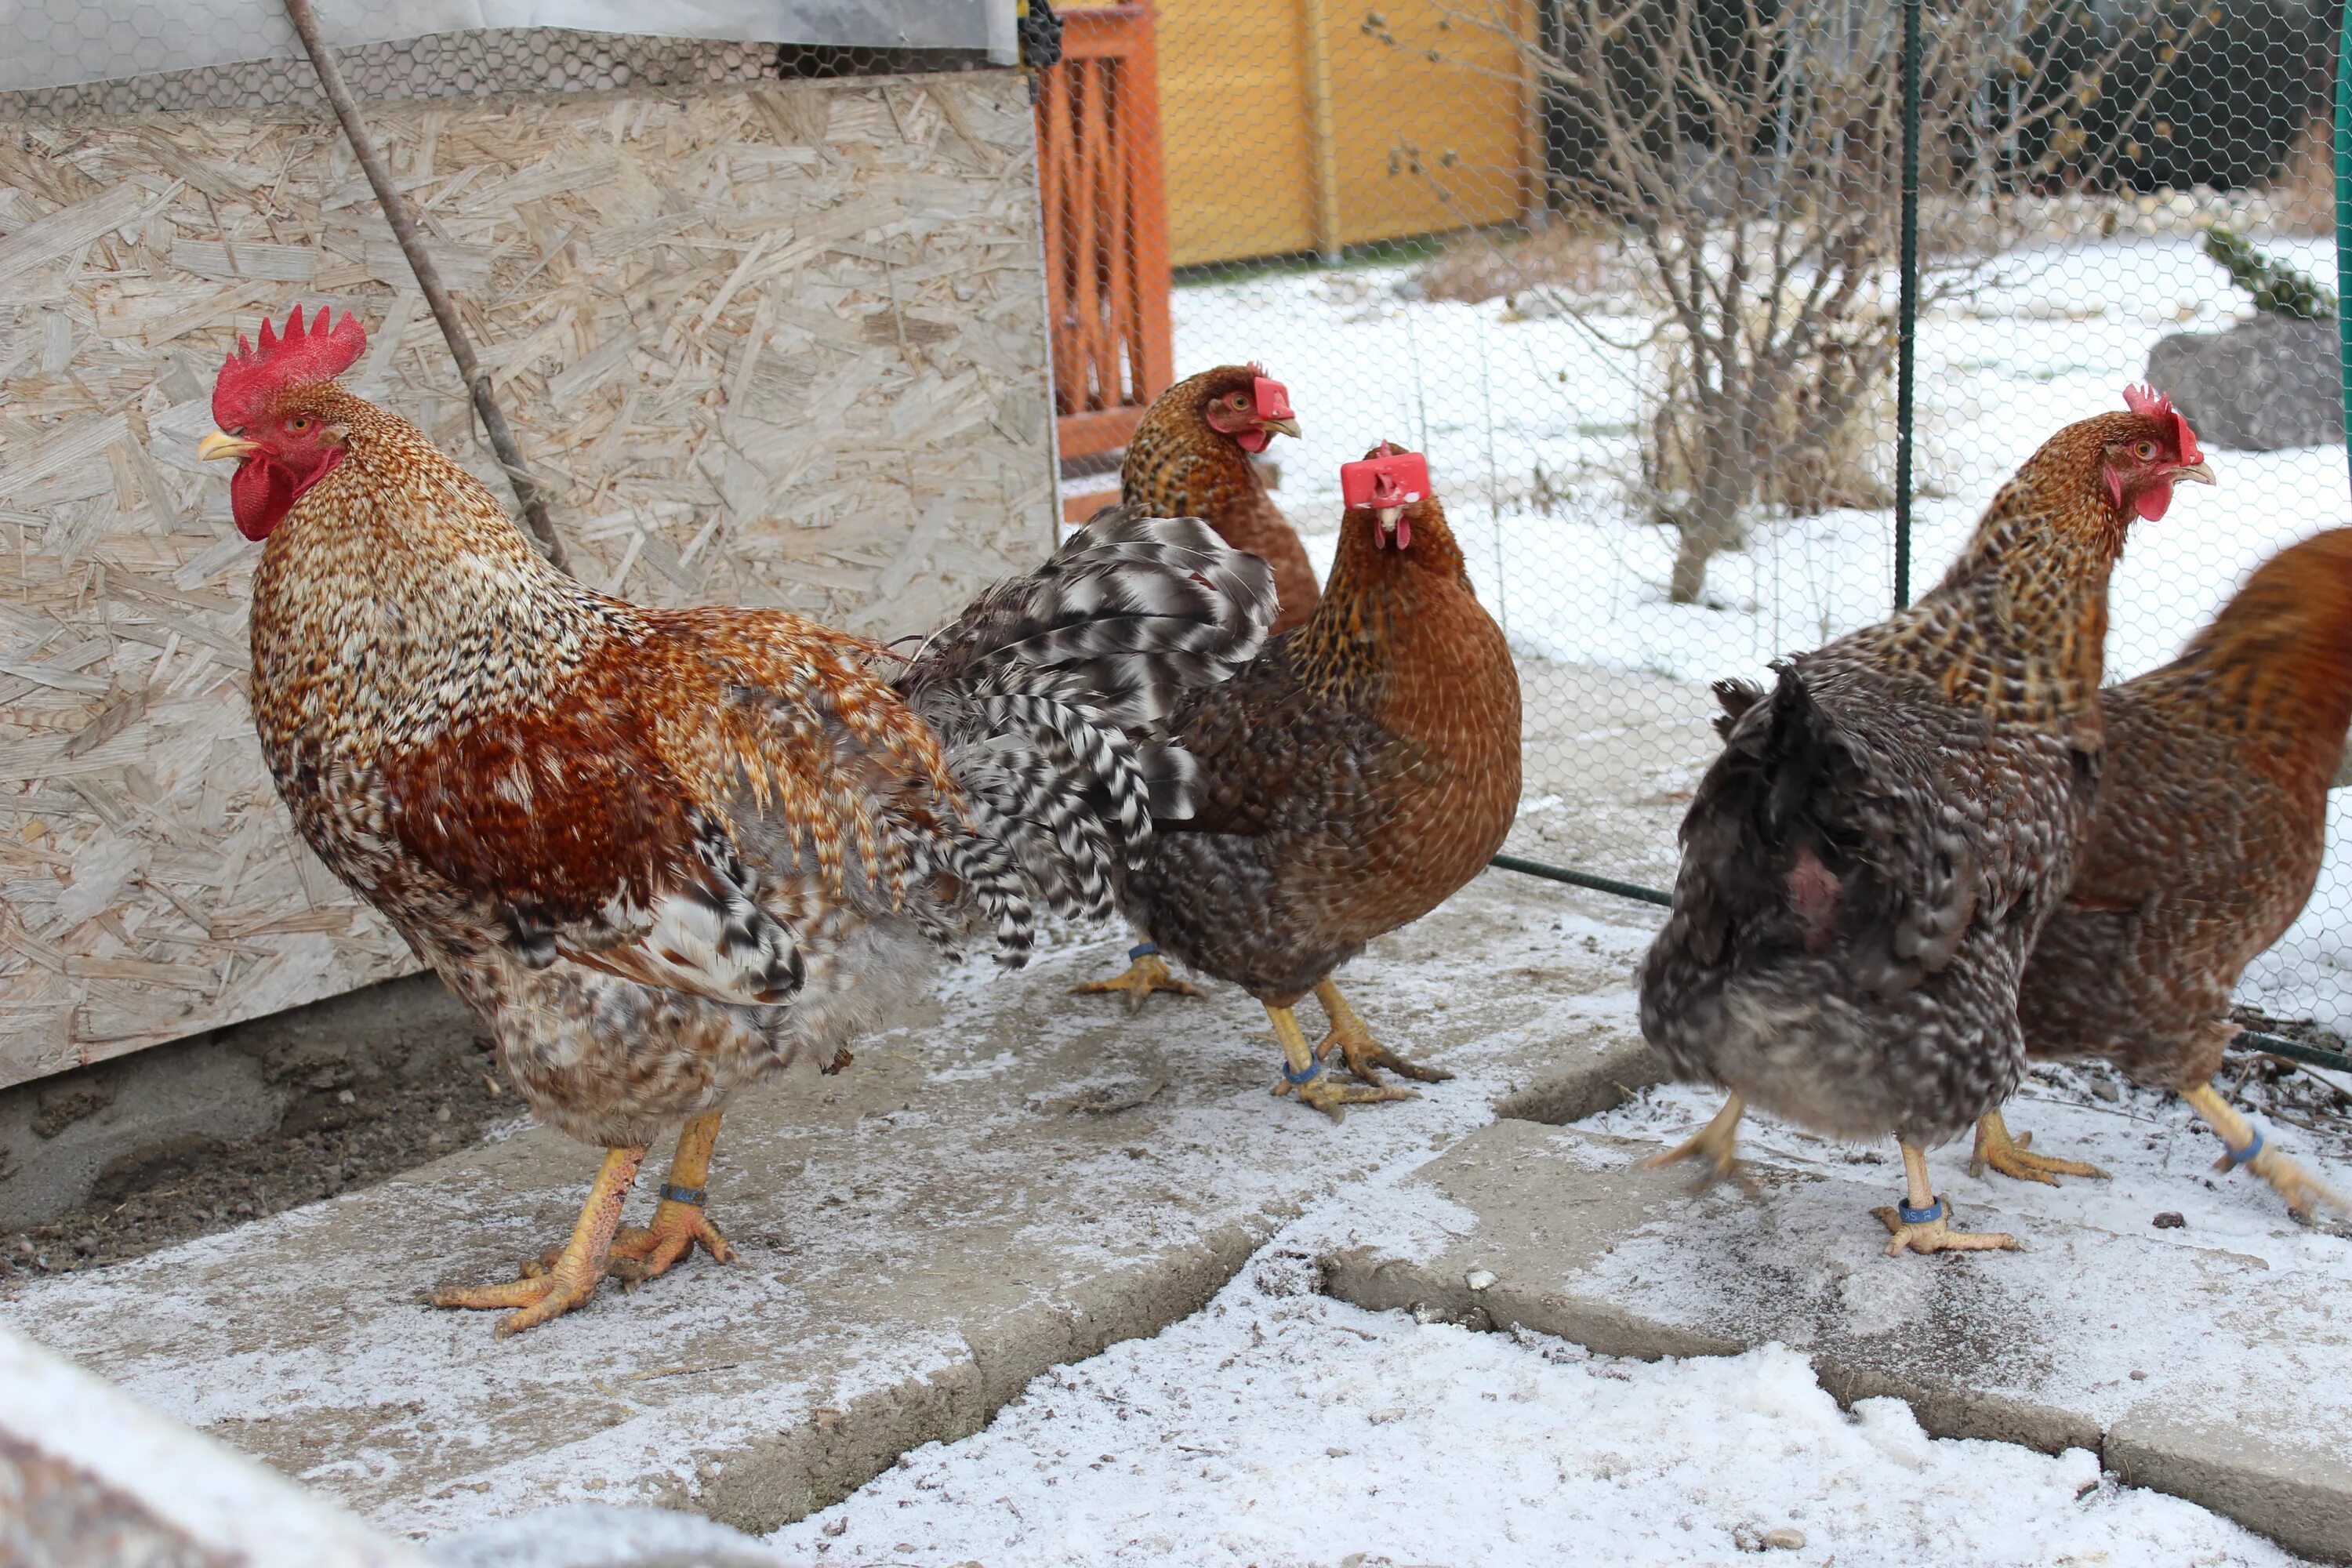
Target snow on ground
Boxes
[1164,230,2352,1027]
[769,1185,2300,1568]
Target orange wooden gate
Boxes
[1035,2,1174,476]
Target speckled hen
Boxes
[1638,387,2213,1254]
[1976,528,2352,1219]
[200,307,1275,1334]
[1112,444,1522,1120]
[1074,363,1317,1007]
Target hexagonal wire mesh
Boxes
[1041,1,2349,1058]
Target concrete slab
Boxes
[1318,1115,2352,1563]
[0,873,1664,1544]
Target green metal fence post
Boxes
[1895,0,1922,611]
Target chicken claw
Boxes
[434,1144,645,1337]
[1874,1142,2019,1256]
[1071,943,1201,1013]
[608,1112,735,1284]
[2184,1083,2347,1222]
[1265,1002,1417,1122]
[1969,1110,2106,1186]
[1312,979,1454,1086]
[1639,1093,1748,1189]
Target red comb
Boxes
[2123,383,2201,466]
[213,306,368,430]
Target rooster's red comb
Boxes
[213,306,367,430]
[2123,383,2201,466]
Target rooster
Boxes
[198,307,1276,1334]
[1109,445,1521,1120]
[1973,528,2352,1219]
[1638,387,2213,1255]
[1073,363,1317,1009]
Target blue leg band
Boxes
[1896,1195,1947,1225]
[2221,1127,2266,1172]
[660,1184,707,1207]
[1128,942,1160,960]
[1283,1059,1323,1086]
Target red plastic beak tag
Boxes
[1340,450,1430,510]
[1235,376,1296,452]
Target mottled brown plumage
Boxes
[212,309,1276,1330]
[1638,392,2212,1251]
[1123,365,1319,635]
[1988,528,2352,1216]
[1118,448,1522,1114]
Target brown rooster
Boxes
[198,307,1276,1334]
[1074,362,1318,1008]
[1109,445,1522,1119]
[1973,528,2352,1219]
[1638,387,2213,1254]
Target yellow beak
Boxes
[198,430,260,463]
[1260,416,1303,440]
[2172,460,2216,485]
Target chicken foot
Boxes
[607,1112,735,1284]
[1969,1109,2106,1186]
[2184,1082,2347,1221]
[1070,942,1201,1013]
[1639,1093,1748,1189]
[1267,1001,1417,1122]
[432,1144,644,1337]
[1312,979,1454,1087]
[1874,1142,2020,1257]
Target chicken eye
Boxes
[287,415,312,433]
[2132,440,2157,461]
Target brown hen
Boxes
[1976,528,2352,1219]
[201,307,1276,1334]
[1074,362,1318,1008]
[1110,445,1522,1120]
[1638,387,2213,1254]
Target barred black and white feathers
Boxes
[895,506,1279,960]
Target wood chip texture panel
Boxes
[0,70,1055,1091]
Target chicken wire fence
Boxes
[1042,0,2351,1044]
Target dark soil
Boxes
[0,1036,519,1287]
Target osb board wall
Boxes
[0,68,1056,1091]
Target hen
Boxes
[1074,362,1318,1008]
[199,307,1276,1334]
[1638,387,2213,1254]
[1112,445,1522,1120]
[1974,528,2352,1219]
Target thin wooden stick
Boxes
[280,0,570,572]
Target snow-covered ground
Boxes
[770,1164,2303,1568]
[1160,230,2352,1029]
[725,237,2350,1568]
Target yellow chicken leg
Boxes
[608,1111,735,1284]
[1969,1109,2106,1185]
[1875,1142,2020,1256]
[2183,1082,2347,1221]
[1071,942,1201,1013]
[1312,979,1453,1086]
[1640,1093,1748,1185]
[1267,1000,1417,1122]
[433,1144,644,1337]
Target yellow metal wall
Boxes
[1065,0,1534,268]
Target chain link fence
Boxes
[1053,0,2350,1051]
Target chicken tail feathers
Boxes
[895,507,1278,961]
